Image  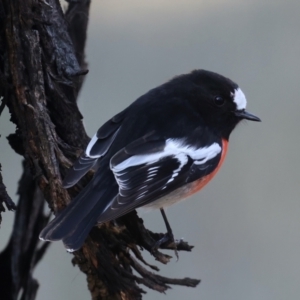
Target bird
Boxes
[39,69,261,252]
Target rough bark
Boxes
[0,163,17,224]
[0,161,49,300]
[0,0,200,299]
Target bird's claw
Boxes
[151,232,179,260]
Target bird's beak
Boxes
[234,110,261,122]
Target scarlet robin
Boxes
[40,69,261,252]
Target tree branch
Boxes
[0,0,200,299]
[0,161,49,300]
[0,163,16,224]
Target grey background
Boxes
[1,0,300,299]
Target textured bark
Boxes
[0,0,200,299]
[0,161,49,300]
[0,163,16,224]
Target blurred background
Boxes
[1,0,300,299]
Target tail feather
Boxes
[62,222,96,252]
[39,172,118,249]
[40,185,103,241]
[62,184,118,251]
[62,201,106,251]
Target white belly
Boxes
[137,183,195,212]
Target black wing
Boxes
[63,109,127,188]
[97,132,223,222]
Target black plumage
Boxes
[40,69,260,251]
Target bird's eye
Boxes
[214,96,225,106]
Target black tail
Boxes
[39,172,118,251]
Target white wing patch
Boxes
[111,138,222,189]
[145,166,159,182]
[85,127,120,159]
[232,88,247,110]
[111,139,221,172]
[165,153,188,186]
[85,134,100,158]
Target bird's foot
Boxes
[152,231,179,260]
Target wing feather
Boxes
[63,109,127,188]
[97,134,222,222]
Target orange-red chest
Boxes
[187,139,228,197]
[142,139,229,210]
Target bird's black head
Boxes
[184,70,261,139]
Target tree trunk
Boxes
[0,1,200,299]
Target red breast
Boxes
[186,139,228,197]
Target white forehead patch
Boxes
[232,88,247,110]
